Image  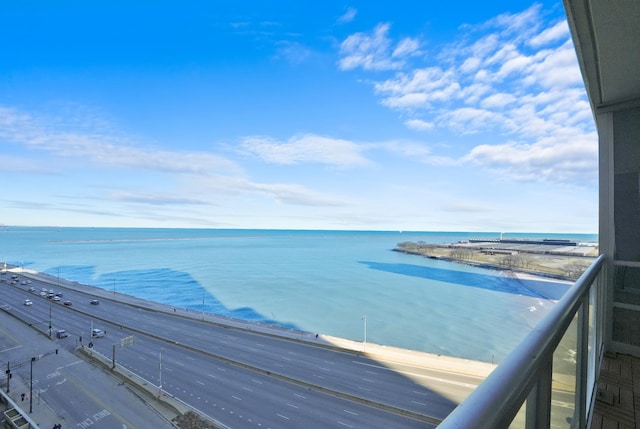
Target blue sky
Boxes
[0,1,597,232]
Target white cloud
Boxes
[463,132,598,183]
[392,37,421,58]
[338,4,597,186]
[528,20,570,48]
[480,93,517,109]
[405,119,434,131]
[0,106,241,176]
[337,7,357,24]
[338,23,419,71]
[239,133,370,166]
[438,107,508,135]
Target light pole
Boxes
[113,278,116,299]
[29,357,35,413]
[363,315,367,352]
[158,351,163,397]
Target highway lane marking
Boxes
[207,373,217,378]
[242,386,253,392]
[217,367,227,372]
[361,377,375,383]
[411,400,427,406]
[164,367,174,372]
[337,421,354,428]
[137,356,146,360]
[232,395,242,401]
[293,393,306,399]
[281,356,292,361]
[0,345,22,353]
[277,413,289,420]
[318,366,331,371]
[343,409,358,416]
[365,370,378,375]
[251,379,262,384]
[323,360,335,365]
[174,361,185,367]
[286,403,298,409]
[313,374,325,379]
[353,360,478,388]
[413,390,429,396]
[57,360,83,369]
[196,380,205,386]
[357,386,371,392]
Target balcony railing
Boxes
[438,254,606,429]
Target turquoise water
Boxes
[0,227,597,362]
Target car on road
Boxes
[90,299,99,305]
[23,299,32,306]
[91,328,105,338]
[63,300,72,306]
[29,286,36,292]
[56,329,68,339]
[53,296,61,301]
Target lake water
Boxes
[1,227,597,362]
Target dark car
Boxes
[63,300,72,306]
[90,299,99,305]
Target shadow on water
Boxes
[359,261,570,300]
[36,263,462,424]
[47,265,300,330]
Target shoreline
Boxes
[393,245,595,281]
[4,264,497,379]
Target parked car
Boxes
[91,328,105,338]
[63,300,72,306]
[90,299,99,305]
[56,329,68,339]
[23,299,33,306]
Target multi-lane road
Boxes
[1,270,484,428]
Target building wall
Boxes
[611,106,640,353]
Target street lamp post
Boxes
[158,352,163,397]
[29,357,35,413]
[363,315,367,352]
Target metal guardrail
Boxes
[438,254,605,428]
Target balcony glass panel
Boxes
[509,399,527,428]
[551,313,578,428]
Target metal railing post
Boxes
[525,356,552,429]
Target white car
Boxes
[23,299,33,306]
[91,328,105,338]
[53,296,61,301]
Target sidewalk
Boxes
[1,373,61,429]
